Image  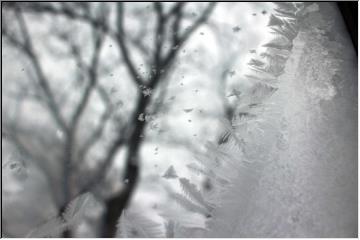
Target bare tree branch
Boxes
[79,126,127,195]
[164,2,185,20]
[59,25,106,226]
[3,93,59,206]
[163,3,216,68]
[116,3,144,86]
[69,29,104,131]
[171,3,185,47]
[128,34,151,62]
[76,85,113,168]
[3,3,218,237]
[10,8,68,132]
[12,3,116,36]
[153,2,165,69]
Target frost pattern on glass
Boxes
[158,2,357,238]
[2,2,356,238]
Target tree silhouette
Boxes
[2,2,216,237]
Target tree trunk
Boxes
[59,204,73,238]
[61,133,74,237]
[101,93,151,237]
[101,164,139,237]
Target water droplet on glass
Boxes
[232,26,241,32]
[9,162,18,169]
[142,88,152,97]
[9,160,27,180]
[56,130,64,139]
[138,113,145,122]
[228,70,236,77]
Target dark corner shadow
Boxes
[337,1,358,54]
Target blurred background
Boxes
[2,2,278,237]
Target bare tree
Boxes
[2,2,216,237]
